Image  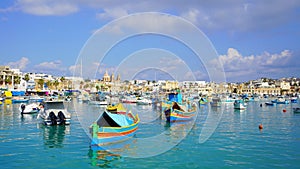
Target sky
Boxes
[0,0,300,82]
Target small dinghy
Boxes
[19,103,40,114]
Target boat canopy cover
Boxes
[168,93,182,103]
[97,111,133,127]
[107,103,127,112]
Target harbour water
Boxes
[0,100,300,168]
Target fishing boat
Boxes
[89,98,108,106]
[199,97,208,105]
[164,102,197,123]
[19,103,41,114]
[271,96,289,104]
[221,95,236,103]
[293,107,300,113]
[64,96,72,102]
[291,97,298,103]
[234,100,246,110]
[38,100,71,125]
[12,97,29,103]
[265,102,275,106]
[29,95,44,102]
[210,97,221,107]
[136,97,152,105]
[89,93,108,106]
[121,95,137,103]
[90,103,139,146]
[78,92,90,103]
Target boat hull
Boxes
[265,102,275,106]
[164,107,196,123]
[19,103,40,114]
[12,99,29,103]
[234,100,246,110]
[90,109,139,146]
[293,108,300,113]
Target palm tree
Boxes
[37,79,44,90]
[5,76,12,85]
[80,81,84,89]
[60,76,65,89]
[0,75,3,84]
[53,80,59,90]
[60,76,65,82]
[46,81,52,89]
[14,76,21,85]
[24,73,30,82]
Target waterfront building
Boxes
[0,66,20,90]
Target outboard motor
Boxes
[49,111,57,125]
[21,104,26,114]
[57,111,66,125]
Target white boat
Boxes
[29,95,44,102]
[234,100,246,110]
[38,100,71,125]
[293,108,300,113]
[271,96,289,104]
[221,95,236,103]
[136,97,152,105]
[210,97,221,107]
[89,100,108,105]
[19,103,41,114]
[121,95,137,103]
[64,96,72,102]
[89,94,108,105]
[265,102,275,106]
[77,93,90,103]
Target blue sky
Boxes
[0,0,299,82]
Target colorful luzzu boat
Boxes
[162,91,197,123]
[199,97,209,105]
[90,103,139,146]
[164,102,197,123]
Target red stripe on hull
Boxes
[97,127,138,138]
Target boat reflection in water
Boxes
[88,139,135,167]
[38,123,70,148]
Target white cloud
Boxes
[2,0,298,32]
[15,0,79,16]
[212,48,294,81]
[33,60,67,75]
[96,7,129,20]
[7,57,29,70]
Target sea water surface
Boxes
[0,100,299,168]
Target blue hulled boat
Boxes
[90,103,139,146]
[271,96,289,104]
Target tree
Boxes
[24,73,30,82]
[60,76,65,82]
[0,75,3,84]
[37,79,44,90]
[53,80,59,90]
[5,76,12,85]
[60,76,65,89]
[46,81,52,89]
[96,85,100,92]
[80,81,84,89]
[14,76,21,85]
[37,79,44,89]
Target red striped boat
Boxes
[90,103,139,146]
[164,102,197,123]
